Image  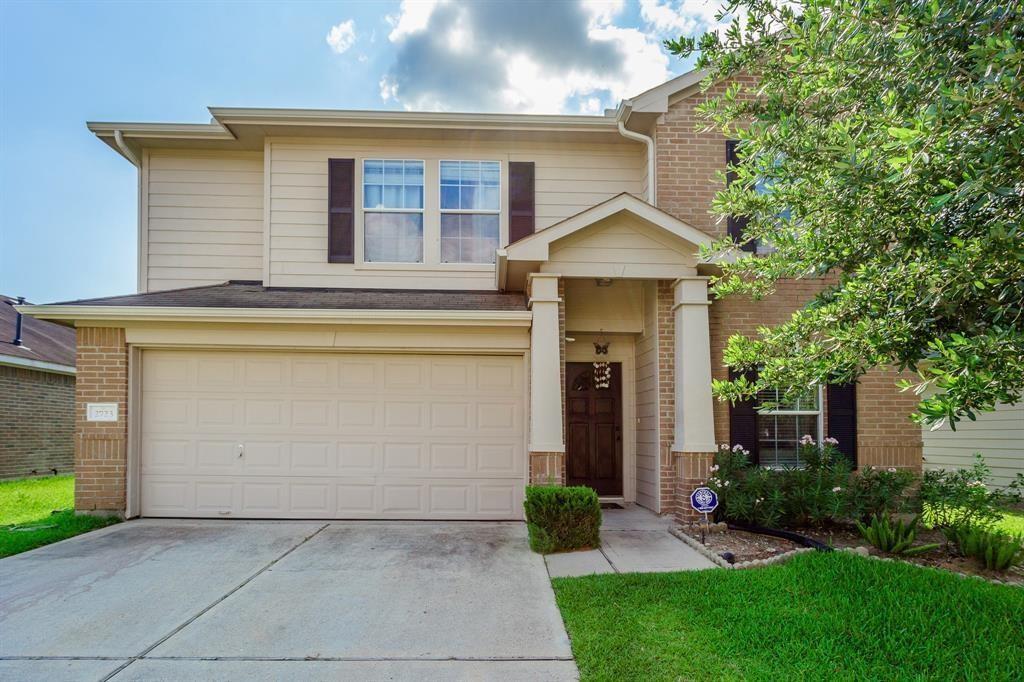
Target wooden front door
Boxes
[566,362,623,496]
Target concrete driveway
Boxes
[0,520,576,681]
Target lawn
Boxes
[0,476,119,558]
[995,508,1024,536]
[553,552,1024,681]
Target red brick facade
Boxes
[0,365,75,479]
[75,327,128,514]
[655,79,922,520]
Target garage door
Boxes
[140,350,526,519]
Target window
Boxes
[440,160,500,264]
[363,160,424,263]
[756,386,823,468]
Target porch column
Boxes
[671,278,717,521]
[527,273,565,484]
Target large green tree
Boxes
[667,0,1024,427]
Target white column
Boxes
[527,273,564,453]
[672,278,717,453]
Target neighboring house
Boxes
[923,401,1024,489]
[0,295,76,479]
[21,69,922,521]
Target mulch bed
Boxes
[679,521,1023,586]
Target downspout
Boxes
[616,106,656,204]
[114,130,140,167]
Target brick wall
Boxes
[656,280,676,512]
[75,327,128,514]
[707,282,922,471]
[655,78,922,494]
[0,365,75,479]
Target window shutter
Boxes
[328,158,355,263]
[728,368,760,464]
[725,140,755,252]
[827,382,858,467]
[508,161,535,244]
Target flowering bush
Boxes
[919,454,1023,530]
[707,438,917,528]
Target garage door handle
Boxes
[237,443,244,458]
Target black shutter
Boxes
[725,140,755,252]
[728,368,760,464]
[827,382,858,467]
[328,158,355,263]
[508,161,535,244]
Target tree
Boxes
[666,0,1024,428]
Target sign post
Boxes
[689,486,719,543]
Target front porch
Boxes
[502,193,722,522]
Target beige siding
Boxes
[145,151,264,292]
[268,137,644,289]
[634,280,659,511]
[923,401,1024,488]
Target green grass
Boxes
[995,508,1024,536]
[0,476,119,558]
[553,552,1024,681]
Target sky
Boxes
[0,0,725,303]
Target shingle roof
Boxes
[47,281,528,312]
[0,295,76,368]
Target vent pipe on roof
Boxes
[13,296,25,346]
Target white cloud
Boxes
[326,20,357,54]
[379,0,672,114]
[639,0,730,36]
[386,0,440,42]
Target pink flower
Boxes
[832,486,842,493]
[720,443,730,451]
[709,464,720,473]
[824,437,839,445]
[800,434,815,445]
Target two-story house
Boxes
[22,69,922,522]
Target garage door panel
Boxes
[141,351,526,519]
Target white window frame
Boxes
[438,159,502,264]
[755,385,824,468]
[362,158,426,264]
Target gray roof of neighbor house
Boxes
[0,295,76,369]
[45,281,528,312]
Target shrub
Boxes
[524,485,601,554]
[944,526,1024,571]
[856,514,940,556]
[846,466,917,523]
[709,440,917,529]
[919,454,1023,530]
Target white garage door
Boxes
[140,350,526,519]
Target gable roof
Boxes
[502,193,714,263]
[0,295,76,373]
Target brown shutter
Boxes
[328,158,355,263]
[827,382,858,467]
[508,161,535,244]
[728,368,760,464]
[725,140,755,252]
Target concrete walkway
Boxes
[545,505,715,577]
[0,520,577,682]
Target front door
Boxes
[566,362,623,496]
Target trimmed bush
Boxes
[524,485,601,554]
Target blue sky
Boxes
[0,0,716,302]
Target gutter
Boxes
[113,130,140,167]
[17,304,533,328]
[0,355,76,376]
[615,102,656,204]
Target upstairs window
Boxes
[363,159,424,263]
[440,160,500,264]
